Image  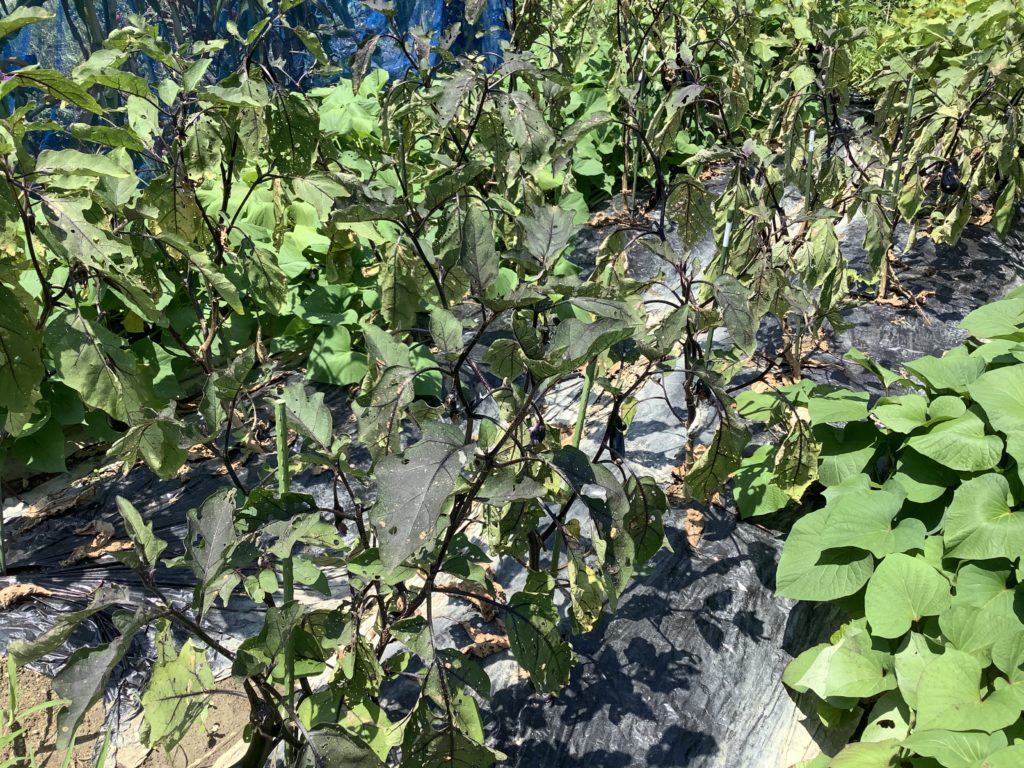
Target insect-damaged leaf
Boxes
[0,284,44,415]
[459,205,498,294]
[506,573,574,695]
[370,423,469,569]
[300,726,383,768]
[183,488,239,615]
[667,178,714,249]
[553,446,634,606]
[282,382,334,452]
[712,274,757,356]
[518,205,576,268]
[402,726,501,768]
[141,620,215,750]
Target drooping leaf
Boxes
[52,609,150,749]
[8,585,130,666]
[298,726,383,768]
[712,275,757,355]
[116,496,169,572]
[110,416,188,479]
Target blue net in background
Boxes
[1,0,509,82]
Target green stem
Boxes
[570,361,596,449]
[0,476,6,577]
[274,400,295,759]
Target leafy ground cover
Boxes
[0,0,1022,766]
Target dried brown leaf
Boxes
[0,583,54,610]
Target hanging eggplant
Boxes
[940,159,961,194]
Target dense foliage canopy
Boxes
[0,0,1022,765]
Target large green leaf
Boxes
[944,474,1024,561]
[776,507,875,601]
[308,326,369,387]
[871,394,929,434]
[915,650,1021,733]
[0,7,54,40]
[816,480,926,558]
[0,68,103,113]
[816,422,880,487]
[733,444,791,518]
[808,388,871,426]
[369,423,469,568]
[888,448,960,504]
[902,730,1008,768]
[961,298,1024,341]
[905,410,1002,472]
[864,554,951,639]
[35,149,133,178]
[826,739,900,767]
[969,364,1024,436]
[783,623,896,700]
[905,347,985,394]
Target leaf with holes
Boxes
[369,423,469,569]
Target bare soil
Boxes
[0,661,251,768]
[0,658,105,768]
